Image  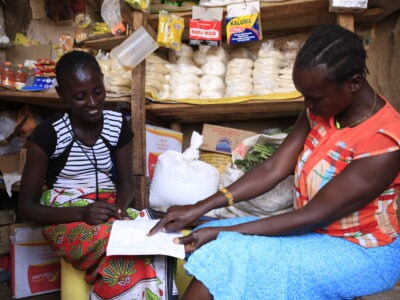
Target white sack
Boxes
[149,132,220,210]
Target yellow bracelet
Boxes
[219,188,234,206]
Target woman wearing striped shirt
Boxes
[18,51,177,300]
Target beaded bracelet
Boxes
[219,187,234,206]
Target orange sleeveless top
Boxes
[294,98,400,248]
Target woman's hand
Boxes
[174,227,221,253]
[114,207,131,220]
[83,201,117,225]
[148,204,203,236]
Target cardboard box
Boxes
[0,149,26,175]
[200,124,256,154]
[329,0,368,13]
[189,6,223,46]
[10,225,61,299]
[146,124,183,180]
[0,209,16,226]
[6,44,53,65]
[0,225,10,255]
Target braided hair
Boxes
[55,50,102,89]
[295,24,367,83]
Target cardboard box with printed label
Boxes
[146,125,183,180]
[10,224,61,299]
[200,124,256,154]
[6,44,54,65]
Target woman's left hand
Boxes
[174,227,221,253]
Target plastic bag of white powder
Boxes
[149,131,220,210]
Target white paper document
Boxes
[107,220,186,259]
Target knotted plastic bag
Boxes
[149,131,220,210]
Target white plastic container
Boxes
[111,26,159,69]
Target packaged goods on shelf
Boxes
[146,54,172,100]
[225,1,262,45]
[189,6,223,46]
[157,10,184,51]
[144,39,301,103]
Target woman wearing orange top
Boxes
[149,24,400,299]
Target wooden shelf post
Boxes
[336,13,355,31]
[131,10,149,210]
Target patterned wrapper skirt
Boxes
[40,188,178,300]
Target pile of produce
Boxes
[234,143,279,172]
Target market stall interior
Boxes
[0,0,399,299]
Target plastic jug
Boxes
[110,26,159,69]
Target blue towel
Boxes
[184,217,400,300]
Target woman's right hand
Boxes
[148,204,202,236]
[83,201,118,225]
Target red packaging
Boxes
[189,6,223,46]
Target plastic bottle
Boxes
[15,64,27,90]
[2,61,15,89]
[25,66,35,87]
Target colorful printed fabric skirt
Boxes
[40,188,178,300]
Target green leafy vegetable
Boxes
[234,143,279,172]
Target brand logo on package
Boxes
[28,262,60,293]
[189,20,222,46]
[216,137,232,154]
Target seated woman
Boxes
[18,50,177,300]
[149,24,400,299]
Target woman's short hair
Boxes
[55,50,101,88]
[295,24,367,83]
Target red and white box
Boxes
[10,225,61,299]
[189,6,223,46]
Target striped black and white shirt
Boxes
[30,110,133,190]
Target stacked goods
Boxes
[169,44,202,99]
[252,40,287,95]
[225,58,253,97]
[199,46,228,99]
[96,51,131,94]
[276,40,301,93]
[100,39,300,99]
[146,54,171,100]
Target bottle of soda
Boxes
[15,64,27,89]
[2,61,15,89]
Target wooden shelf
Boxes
[0,89,303,124]
[146,0,385,38]
[81,35,127,51]
[0,90,130,110]
[146,97,304,124]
